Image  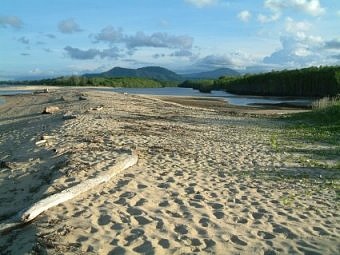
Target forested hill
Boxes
[180,66,340,97]
[84,66,183,81]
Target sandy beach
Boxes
[0,88,338,254]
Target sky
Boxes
[1,0,339,80]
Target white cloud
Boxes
[64,46,122,60]
[94,26,124,44]
[262,34,334,68]
[285,17,311,35]
[264,0,325,16]
[125,32,193,50]
[0,15,23,29]
[185,0,217,8]
[238,10,251,22]
[196,55,234,68]
[257,13,280,23]
[58,18,82,34]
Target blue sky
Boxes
[1,0,339,80]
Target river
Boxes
[95,87,313,107]
[0,86,313,107]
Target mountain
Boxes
[84,66,183,81]
[182,68,240,79]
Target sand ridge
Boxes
[0,89,338,254]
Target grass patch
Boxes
[283,98,340,150]
[270,98,340,200]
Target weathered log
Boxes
[79,96,87,101]
[0,151,138,233]
[42,106,60,114]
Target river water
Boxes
[0,86,313,107]
[95,87,313,107]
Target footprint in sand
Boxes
[133,240,154,254]
[203,239,216,249]
[114,197,126,205]
[257,231,276,240]
[108,246,126,255]
[174,224,188,235]
[111,222,124,230]
[137,183,148,189]
[272,223,297,239]
[209,202,224,210]
[127,207,143,216]
[134,198,148,206]
[199,217,210,227]
[120,191,136,199]
[124,228,145,246]
[252,212,264,220]
[191,238,203,247]
[158,239,170,249]
[313,226,330,236]
[155,218,165,230]
[189,200,204,208]
[98,214,111,225]
[213,211,225,219]
[159,200,170,207]
[230,235,247,246]
[134,215,152,225]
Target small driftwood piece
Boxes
[63,114,77,120]
[79,96,87,101]
[34,88,49,94]
[42,106,60,114]
[0,161,14,169]
[41,135,55,140]
[0,151,138,234]
[35,140,47,146]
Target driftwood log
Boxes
[0,151,138,234]
[42,106,60,114]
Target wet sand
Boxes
[0,88,338,254]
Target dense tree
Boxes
[179,66,340,97]
[0,76,178,88]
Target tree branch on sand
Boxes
[0,150,138,234]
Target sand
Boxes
[0,88,338,254]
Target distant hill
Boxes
[182,68,240,79]
[84,66,240,81]
[84,66,183,81]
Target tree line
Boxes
[0,76,178,88]
[179,66,340,97]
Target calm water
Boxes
[0,86,313,107]
[95,87,313,107]
[0,89,35,105]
